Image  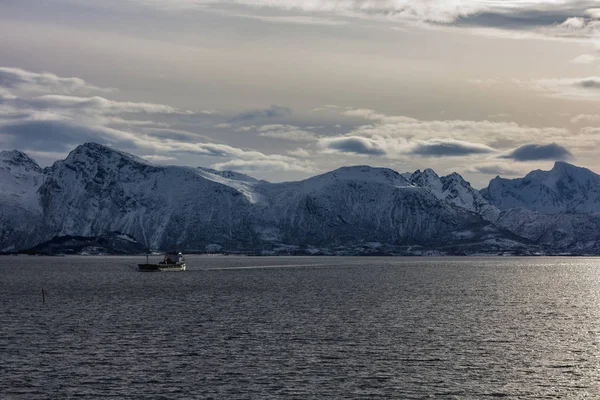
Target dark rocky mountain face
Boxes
[22,232,149,255]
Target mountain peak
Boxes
[0,149,42,172]
[328,165,402,178]
[483,161,600,213]
[304,165,409,188]
[66,142,149,167]
[550,160,588,175]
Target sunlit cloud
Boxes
[0,67,114,94]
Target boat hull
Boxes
[138,263,186,272]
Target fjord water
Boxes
[1,256,599,398]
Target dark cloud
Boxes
[232,105,292,121]
[0,119,129,152]
[500,143,573,161]
[320,136,386,156]
[579,78,600,89]
[412,139,494,157]
[453,10,574,30]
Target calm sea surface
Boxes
[1,256,599,399]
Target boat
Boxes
[138,252,186,272]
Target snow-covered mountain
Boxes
[409,168,500,222]
[482,162,600,213]
[6,142,600,254]
[0,143,528,254]
[37,142,260,251]
[256,165,521,252]
[0,150,47,251]
[494,208,600,253]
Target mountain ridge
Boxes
[1,142,599,254]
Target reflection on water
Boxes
[1,256,599,398]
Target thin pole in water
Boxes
[146,254,149,264]
[42,288,45,303]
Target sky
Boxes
[2,0,600,187]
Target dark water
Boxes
[1,256,599,399]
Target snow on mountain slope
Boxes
[197,167,262,183]
[38,143,260,250]
[254,166,518,250]
[0,144,536,253]
[0,150,46,251]
[195,167,265,205]
[409,169,500,222]
[0,150,44,210]
[496,208,600,253]
[482,162,600,213]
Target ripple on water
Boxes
[1,256,600,398]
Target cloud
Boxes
[125,0,600,41]
[529,76,600,100]
[0,117,313,172]
[570,53,599,64]
[0,66,318,174]
[314,108,575,162]
[537,17,600,39]
[570,114,600,124]
[318,136,387,156]
[0,67,114,94]
[465,163,522,176]
[487,113,511,119]
[211,158,311,172]
[0,88,16,101]
[227,13,348,26]
[138,1,600,26]
[232,105,292,121]
[310,105,340,112]
[288,147,311,158]
[141,154,178,162]
[410,138,495,157]
[24,95,192,115]
[499,143,573,161]
[340,108,569,148]
[257,124,318,141]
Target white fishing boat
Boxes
[138,252,186,271]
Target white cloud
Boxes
[0,67,114,94]
[316,108,572,160]
[136,0,599,25]
[0,88,16,100]
[0,66,315,173]
[120,0,600,43]
[537,17,600,39]
[141,154,178,162]
[311,105,340,112]
[570,54,599,64]
[570,114,600,124]
[529,77,600,100]
[227,13,348,26]
[27,95,193,114]
[341,109,569,147]
[257,124,318,141]
[288,147,311,158]
[212,158,312,172]
[465,163,523,176]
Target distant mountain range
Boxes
[2,142,600,255]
